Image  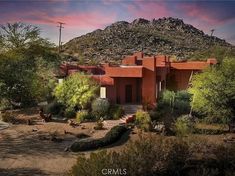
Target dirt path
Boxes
[0,118,123,176]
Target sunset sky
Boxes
[1,0,235,45]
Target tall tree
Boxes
[0,22,60,107]
[189,58,235,124]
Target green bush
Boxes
[161,90,176,106]
[76,110,94,123]
[44,101,64,115]
[174,90,191,115]
[175,115,195,136]
[94,119,104,130]
[91,98,110,118]
[64,109,76,119]
[135,110,152,131]
[109,105,124,120]
[70,125,127,152]
[70,135,235,176]
[69,136,190,176]
[194,128,225,135]
[0,99,12,111]
[54,72,99,110]
[0,111,15,122]
[157,90,191,116]
[148,110,160,121]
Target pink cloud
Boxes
[1,10,116,30]
[54,12,116,29]
[126,1,171,20]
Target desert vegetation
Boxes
[70,135,235,176]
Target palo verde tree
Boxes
[54,72,99,111]
[189,58,235,124]
[0,22,60,107]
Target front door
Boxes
[125,85,132,103]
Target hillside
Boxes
[62,17,233,64]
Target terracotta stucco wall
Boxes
[106,85,116,104]
[167,69,201,90]
[142,57,157,106]
[114,77,139,104]
[121,56,137,65]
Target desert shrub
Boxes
[109,105,124,120]
[161,90,176,106]
[76,110,94,123]
[157,90,191,117]
[94,118,104,130]
[135,110,152,131]
[174,90,191,115]
[70,135,235,176]
[91,98,110,119]
[148,110,160,121]
[54,72,99,110]
[70,125,127,152]
[44,101,64,115]
[194,128,225,135]
[175,115,195,136]
[0,99,12,111]
[64,109,76,119]
[213,144,235,172]
[0,111,15,122]
[69,136,190,176]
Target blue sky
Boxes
[1,0,235,45]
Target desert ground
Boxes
[0,108,234,176]
[0,108,128,176]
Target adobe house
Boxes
[60,52,217,107]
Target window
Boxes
[58,79,63,84]
[159,81,162,92]
[100,87,106,98]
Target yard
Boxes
[0,108,126,176]
[0,108,234,176]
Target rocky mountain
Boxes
[62,17,233,63]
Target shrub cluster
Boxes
[44,101,64,115]
[76,110,94,123]
[70,136,235,176]
[194,128,225,135]
[69,136,190,176]
[70,125,127,152]
[135,110,152,131]
[0,99,12,111]
[174,115,195,136]
[156,90,191,117]
[109,105,124,120]
[64,109,76,119]
[94,119,104,130]
[0,111,15,123]
[91,98,110,119]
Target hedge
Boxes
[194,128,225,135]
[70,125,128,152]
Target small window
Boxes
[100,87,106,98]
[58,79,63,84]
[159,81,162,92]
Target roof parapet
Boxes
[207,58,217,65]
